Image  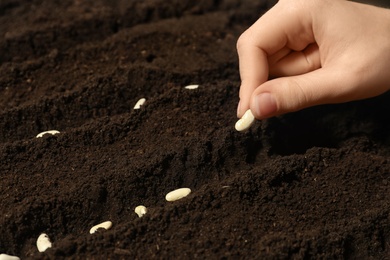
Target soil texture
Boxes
[0,0,389,259]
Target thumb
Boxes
[249,68,361,119]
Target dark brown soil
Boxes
[1,0,389,259]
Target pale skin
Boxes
[236,0,390,119]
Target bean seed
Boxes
[134,205,147,218]
[36,130,60,138]
[0,254,20,260]
[89,221,112,234]
[235,109,255,132]
[134,98,146,109]
[36,233,52,252]
[165,188,191,201]
[184,84,199,90]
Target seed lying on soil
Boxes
[36,233,52,252]
[89,221,112,234]
[0,254,20,260]
[135,205,147,218]
[36,130,60,138]
[235,109,255,132]
[165,188,191,201]
[184,84,199,90]
[134,98,146,109]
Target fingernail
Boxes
[253,93,277,118]
[236,100,242,118]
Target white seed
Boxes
[235,109,255,132]
[36,233,52,252]
[184,84,199,90]
[36,130,60,138]
[134,98,146,109]
[134,205,147,218]
[0,254,21,260]
[165,188,191,202]
[89,221,112,234]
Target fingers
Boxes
[249,67,361,119]
[238,0,390,120]
[267,47,292,67]
[236,40,268,118]
[269,43,321,77]
[236,1,315,118]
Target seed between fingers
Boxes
[235,109,255,132]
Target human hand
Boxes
[236,0,390,119]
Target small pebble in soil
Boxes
[134,98,146,109]
[235,109,255,132]
[165,188,191,201]
[134,205,147,218]
[89,221,112,234]
[184,84,199,90]
[36,233,52,252]
[36,130,60,138]
[0,254,20,260]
